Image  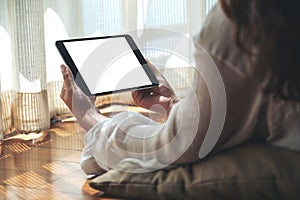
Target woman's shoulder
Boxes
[194,3,254,78]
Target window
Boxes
[82,0,122,36]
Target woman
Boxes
[60,0,300,175]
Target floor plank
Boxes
[0,121,122,200]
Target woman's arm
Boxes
[60,64,108,131]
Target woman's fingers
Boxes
[61,64,75,88]
[60,64,76,109]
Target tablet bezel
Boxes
[55,34,159,96]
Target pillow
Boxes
[89,144,300,200]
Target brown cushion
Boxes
[89,144,300,200]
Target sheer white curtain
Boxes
[0,0,49,135]
[0,0,13,138]
[0,0,217,138]
[44,0,83,117]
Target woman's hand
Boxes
[131,61,179,116]
[60,64,107,131]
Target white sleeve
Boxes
[82,92,201,173]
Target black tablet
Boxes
[55,34,159,96]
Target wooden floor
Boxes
[0,120,121,200]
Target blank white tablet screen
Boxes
[64,37,152,94]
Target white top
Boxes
[81,4,300,175]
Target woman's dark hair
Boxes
[219,0,300,101]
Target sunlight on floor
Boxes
[0,121,123,200]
